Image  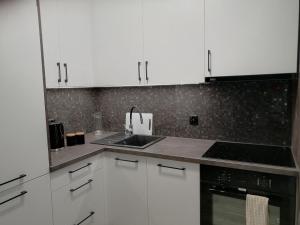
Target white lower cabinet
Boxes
[52,169,106,225]
[105,152,148,225]
[0,174,53,225]
[50,154,200,225]
[147,158,200,225]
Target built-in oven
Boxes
[201,165,297,225]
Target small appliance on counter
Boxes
[48,119,65,151]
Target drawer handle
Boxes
[74,211,95,225]
[69,163,92,174]
[0,191,27,206]
[115,158,139,163]
[157,164,185,171]
[70,179,93,193]
[0,174,27,187]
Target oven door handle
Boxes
[208,187,247,197]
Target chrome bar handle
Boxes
[64,63,68,83]
[57,62,61,83]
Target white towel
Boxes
[246,194,269,225]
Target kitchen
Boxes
[0,0,299,225]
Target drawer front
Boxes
[51,154,103,191]
[52,169,105,225]
[0,174,53,225]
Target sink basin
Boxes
[91,133,165,149]
[115,135,164,148]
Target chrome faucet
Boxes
[126,106,143,135]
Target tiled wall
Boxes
[46,88,100,133]
[46,79,292,146]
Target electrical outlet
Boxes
[189,115,198,126]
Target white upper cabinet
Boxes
[39,0,62,88]
[143,0,205,85]
[205,0,299,77]
[91,0,144,87]
[59,0,95,87]
[40,0,95,88]
[0,0,49,193]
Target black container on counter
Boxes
[75,132,85,145]
[66,133,77,146]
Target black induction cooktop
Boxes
[203,142,296,168]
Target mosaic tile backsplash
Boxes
[46,80,292,146]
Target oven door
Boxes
[201,183,295,225]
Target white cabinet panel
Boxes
[143,0,205,85]
[40,0,62,88]
[52,169,106,225]
[0,0,49,193]
[105,152,148,225]
[41,0,95,88]
[92,0,144,87]
[0,175,53,225]
[147,158,200,225]
[59,0,95,87]
[50,154,104,191]
[205,0,299,77]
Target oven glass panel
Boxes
[212,194,280,225]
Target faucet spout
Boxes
[128,106,143,135]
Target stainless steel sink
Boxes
[92,133,165,149]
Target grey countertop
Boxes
[50,132,300,176]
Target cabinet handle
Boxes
[138,61,141,83]
[157,164,185,171]
[145,61,149,83]
[208,50,212,74]
[74,211,95,225]
[69,163,92,174]
[0,174,26,187]
[0,191,27,206]
[57,62,61,83]
[115,157,139,163]
[64,63,68,83]
[70,179,93,193]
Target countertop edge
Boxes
[50,146,300,177]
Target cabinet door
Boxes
[0,175,53,225]
[105,153,148,225]
[92,0,144,87]
[40,0,63,88]
[143,0,205,85]
[59,0,95,87]
[147,158,200,225]
[0,0,49,193]
[205,0,299,77]
[52,169,106,225]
